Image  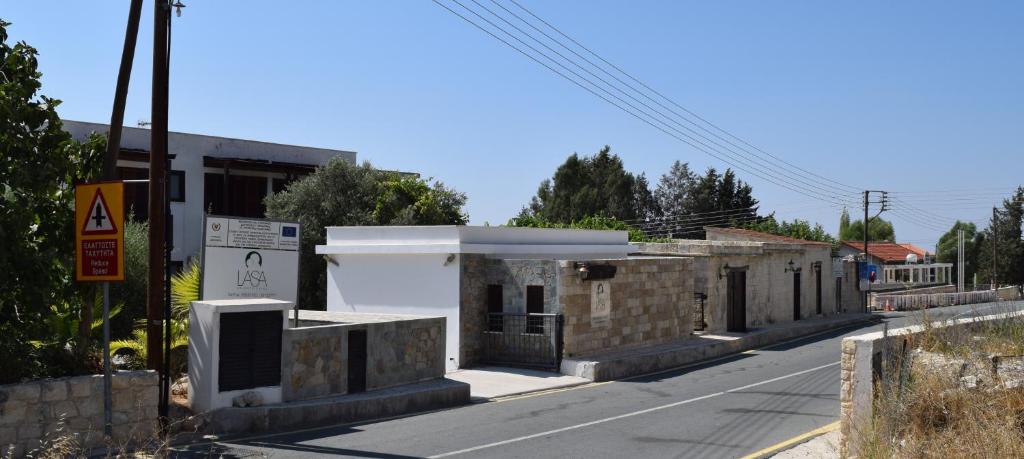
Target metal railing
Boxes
[482,313,563,370]
[872,290,997,311]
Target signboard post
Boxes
[75,182,125,437]
[201,216,301,308]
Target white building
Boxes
[315,226,632,371]
[65,121,356,266]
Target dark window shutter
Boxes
[218,311,282,392]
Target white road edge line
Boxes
[426,361,840,458]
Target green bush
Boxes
[507,213,656,242]
[264,159,468,309]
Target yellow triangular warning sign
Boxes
[81,188,118,235]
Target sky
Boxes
[5,1,1023,248]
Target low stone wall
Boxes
[839,310,1024,457]
[558,257,694,357]
[997,285,1022,300]
[282,311,446,402]
[0,370,158,458]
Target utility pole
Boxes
[862,190,889,312]
[992,206,998,290]
[103,0,144,179]
[147,0,170,375]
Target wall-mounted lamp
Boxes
[443,253,456,266]
[575,262,616,281]
[784,259,802,273]
[323,255,339,267]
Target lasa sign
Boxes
[75,182,125,282]
[200,215,300,302]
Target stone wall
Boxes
[558,257,694,357]
[838,310,1024,457]
[0,370,158,458]
[459,254,488,367]
[635,241,839,332]
[282,311,445,402]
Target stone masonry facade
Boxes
[0,370,158,458]
[282,311,445,401]
[559,257,694,357]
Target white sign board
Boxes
[590,280,611,327]
[201,216,300,303]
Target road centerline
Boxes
[426,361,840,458]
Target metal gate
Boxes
[482,313,563,370]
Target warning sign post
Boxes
[75,182,125,282]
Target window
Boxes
[487,285,503,332]
[526,285,544,333]
[204,173,267,218]
[169,170,185,202]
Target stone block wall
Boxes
[559,257,694,357]
[0,370,158,458]
[838,310,1024,457]
[635,241,840,332]
[281,312,446,402]
[459,254,488,367]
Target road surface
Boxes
[173,301,1023,459]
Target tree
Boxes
[935,221,980,285]
[653,160,696,218]
[650,165,759,239]
[839,218,895,242]
[839,208,851,238]
[525,146,654,223]
[507,214,653,242]
[745,215,835,245]
[976,187,1024,286]
[264,159,468,309]
[0,20,106,382]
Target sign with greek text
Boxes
[201,215,300,303]
[75,182,125,282]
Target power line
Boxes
[433,0,862,209]
[487,0,862,199]
[504,0,864,195]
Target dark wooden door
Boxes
[727,270,747,332]
[793,272,802,321]
[347,329,367,393]
[815,268,823,315]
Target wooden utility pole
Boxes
[103,0,144,179]
[147,0,170,371]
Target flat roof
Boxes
[316,226,631,257]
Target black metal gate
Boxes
[482,313,563,370]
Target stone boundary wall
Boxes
[0,370,158,458]
[282,312,446,402]
[839,310,1024,457]
[559,257,694,357]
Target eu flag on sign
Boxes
[282,226,297,238]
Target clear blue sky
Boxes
[7,1,1023,248]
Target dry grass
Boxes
[860,309,1024,458]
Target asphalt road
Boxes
[174,301,1024,459]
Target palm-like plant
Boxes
[111,262,199,373]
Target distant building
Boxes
[836,240,951,285]
[65,120,356,266]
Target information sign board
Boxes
[201,216,300,302]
